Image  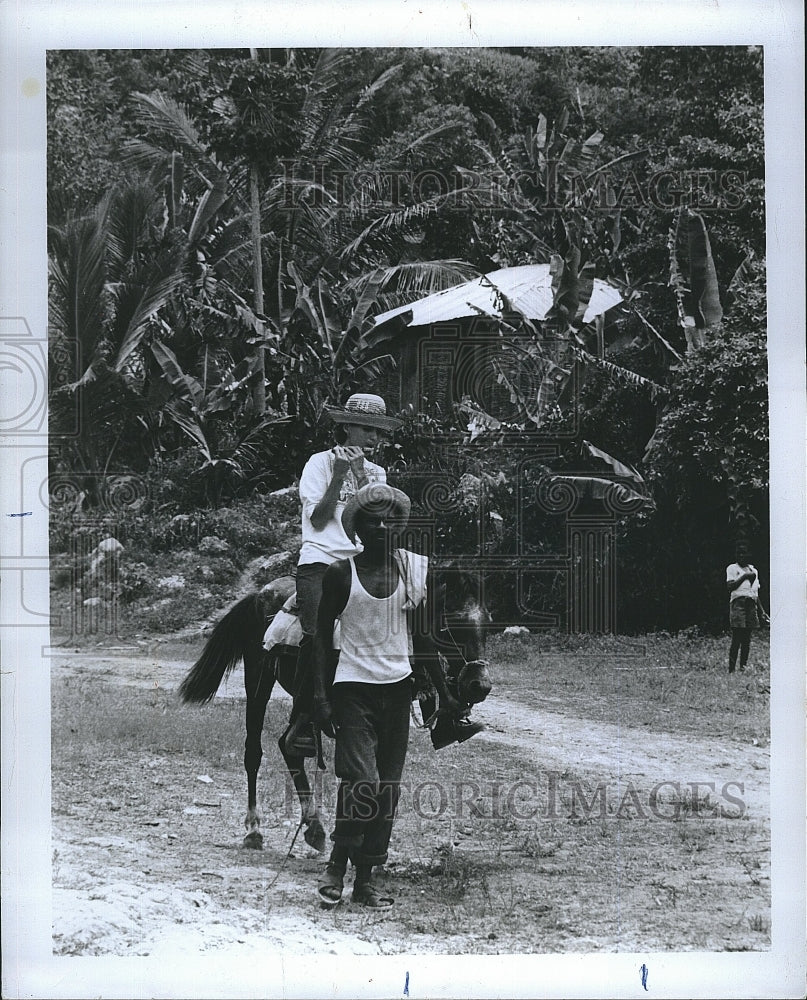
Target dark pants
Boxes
[290,562,328,720]
[331,679,411,867]
[729,628,752,671]
[729,597,758,672]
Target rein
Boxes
[410,699,439,730]
[439,620,491,677]
[266,816,307,891]
[462,658,491,670]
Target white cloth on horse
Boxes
[262,592,341,651]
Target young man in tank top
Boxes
[311,483,460,907]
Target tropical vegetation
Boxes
[47,45,767,631]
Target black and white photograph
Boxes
[2,2,805,998]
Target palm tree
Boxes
[47,149,274,495]
[48,182,186,483]
[123,51,485,417]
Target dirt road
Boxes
[51,642,770,957]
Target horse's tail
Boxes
[179,593,265,704]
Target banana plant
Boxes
[667,207,724,352]
[271,265,397,428]
[150,338,290,501]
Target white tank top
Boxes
[333,557,413,685]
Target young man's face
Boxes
[354,507,401,555]
[343,423,381,455]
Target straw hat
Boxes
[342,483,411,542]
[324,393,402,432]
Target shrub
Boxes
[118,562,152,604]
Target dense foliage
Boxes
[47,45,767,631]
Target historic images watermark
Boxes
[273,161,750,215]
[282,772,747,823]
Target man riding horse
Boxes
[283,393,399,758]
[178,403,493,852]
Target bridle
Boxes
[439,616,490,680]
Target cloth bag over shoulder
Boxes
[394,548,428,612]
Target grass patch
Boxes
[487,631,770,742]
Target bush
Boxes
[118,562,152,604]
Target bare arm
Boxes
[309,447,368,530]
[726,568,757,593]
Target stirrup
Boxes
[282,717,318,757]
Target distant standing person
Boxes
[282,394,402,756]
[726,542,768,673]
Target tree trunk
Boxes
[250,163,266,414]
[249,48,266,414]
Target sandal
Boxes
[317,864,345,908]
[352,880,394,908]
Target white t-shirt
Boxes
[726,563,760,601]
[297,449,386,565]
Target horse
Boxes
[178,565,492,852]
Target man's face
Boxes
[354,507,400,554]
[343,423,381,456]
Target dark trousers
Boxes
[729,628,752,671]
[729,597,757,672]
[290,562,328,720]
[331,679,411,867]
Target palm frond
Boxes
[47,213,107,373]
[187,176,231,246]
[353,63,402,112]
[118,138,174,175]
[163,399,213,462]
[338,197,446,266]
[345,260,480,311]
[386,119,467,164]
[724,253,755,311]
[112,271,187,372]
[584,147,648,181]
[203,355,262,415]
[106,180,162,279]
[130,92,213,162]
[574,347,667,399]
[150,338,205,410]
[631,306,683,363]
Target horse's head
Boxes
[436,571,493,707]
[457,657,493,706]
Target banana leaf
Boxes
[583,440,645,483]
[687,210,723,329]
